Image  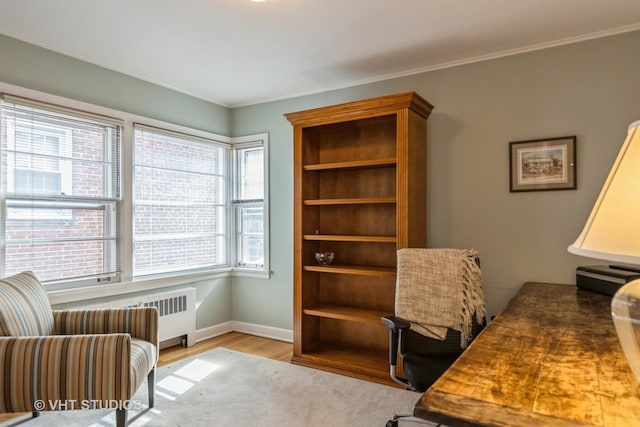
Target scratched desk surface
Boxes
[416,282,640,427]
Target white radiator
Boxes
[84,287,196,347]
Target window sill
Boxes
[47,269,232,306]
[231,268,271,279]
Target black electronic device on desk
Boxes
[576,265,640,296]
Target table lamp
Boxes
[568,119,640,382]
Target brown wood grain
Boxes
[415,282,640,427]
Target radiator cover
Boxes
[83,287,196,346]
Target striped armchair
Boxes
[0,271,159,427]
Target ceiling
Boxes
[1,0,640,108]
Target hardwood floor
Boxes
[159,331,293,366]
[0,332,293,423]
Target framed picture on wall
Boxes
[509,136,576,192]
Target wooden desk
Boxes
[415,282,640,427]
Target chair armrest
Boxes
[381,316,412,369]
[0,334,132,413]
[381,315,411,331]
[52,307,159,350]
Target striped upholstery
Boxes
[130,338,157,395]
[53,308,159,351]
[0,272,159,421]
[0,334,130,412]
[52,308,159,397]
[0,271,53,336]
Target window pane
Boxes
[236,205,264,267]
[2,102,120,199]
[133,126,228,277]
[3,202,117,281]
[237,146,263,200]
[14,169,61,194]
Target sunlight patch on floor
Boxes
[157,358,220,398]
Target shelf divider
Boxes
[303,264,396,276]
[304,197,395,206]
[303,158,397,171]
[303,234,396,243]
[303,303,392,325]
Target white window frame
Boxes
[0,93,122,287]
[231,133,270,278]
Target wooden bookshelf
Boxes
[285,92,432,385]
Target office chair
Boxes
[382,248,486,427]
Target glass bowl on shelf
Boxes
[314,252,334,266]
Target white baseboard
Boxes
[195,321,293,344]
[195,321,234,343]
[231,321,293,343]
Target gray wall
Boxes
[2,30,640,332]
[0,33,233,330]
[0,34,230,134]
[232,30,640,320]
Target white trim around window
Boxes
[231,133,270,278]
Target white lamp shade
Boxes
[568,120,640,264]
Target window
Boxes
[232,134,268,273]
[0,88,269,290]
[0,95,121,284]
[133,125,229,277]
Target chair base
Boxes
[113,367,156,427]
[386,413,442,426]
[116,408,127,427]
[148,366,156,408]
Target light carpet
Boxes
[2,347,424,427]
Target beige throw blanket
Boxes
[395,248,486,348]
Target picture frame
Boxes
[509,136,576,192]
